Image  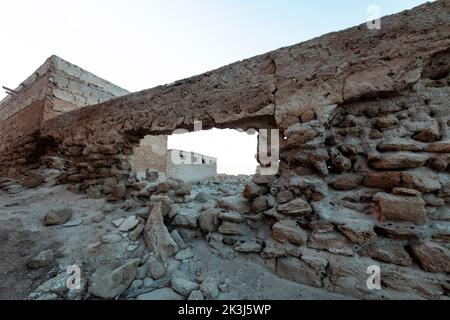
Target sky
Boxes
[0,0,430,174]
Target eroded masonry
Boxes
[1,1,449,299]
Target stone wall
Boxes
[166,149,217,183]
[2,0,450,299]
[0,58,53,176]
[40,1,450,184]
[130,135,168,175]
[0,55,168,177]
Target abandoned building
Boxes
[0,0,449,300]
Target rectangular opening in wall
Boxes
[168,128,259,180]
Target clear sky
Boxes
[0,0,430,174]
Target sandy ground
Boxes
[0,180,350,300]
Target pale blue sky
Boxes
[0,0,430,174]
[0,0,429,95]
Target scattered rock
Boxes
[171,277,199,297]
[102,232,123,244]
[147,255,166,280]
[22,173,45,189]
[62,218,83,227]
[198,208,221,233]
[129,224,145,241]
[89,259,140,299]
[171,230,187,250]
[187,290,204,300]
[175,248,194,261]
[200,278,219,300]
[144,202,179,262]
[172,211,198,229]
[26,249,55,269]
[142,278,154,288]
[43,208,73,226]
[194,191,211,203]
[112,218,125,228]
[119,216,140,232]
[137,288,184,300]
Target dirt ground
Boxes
[0,178,350,300]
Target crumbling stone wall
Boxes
[130,135,168,175]
[0,55,130,176]
[0,58,54,176]
[0,55,168,177]
[40,1,450,186]
[4,0,450,299]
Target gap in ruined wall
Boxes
[168,128,259,177]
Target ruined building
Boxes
[0,1,449,300]
[0,56,217,182]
